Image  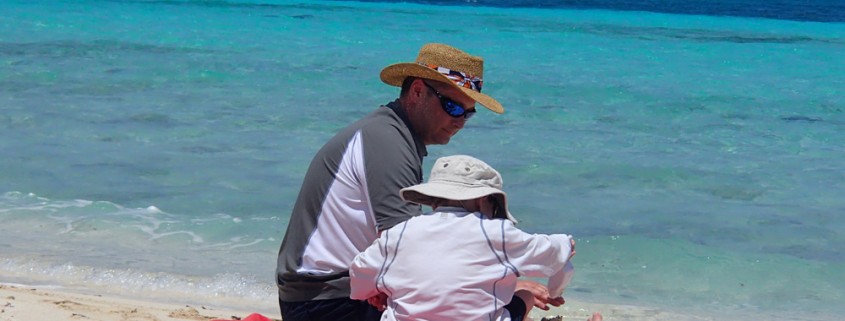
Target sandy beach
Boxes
[0,284,266,321]
[0,283,711,321]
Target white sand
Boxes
[1,283,717,321]
[0,284,268,321]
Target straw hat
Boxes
[401,155,517,223]
[380,43,504,114]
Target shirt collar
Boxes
[385,99,427,159]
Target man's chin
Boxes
[432,136,451,145]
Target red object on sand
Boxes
[212,313,273,321]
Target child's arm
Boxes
[548,236,576,297]
[548,260,575,298]
[499,224,574,277]
[349,239,387,300]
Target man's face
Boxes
[414,80,477,145]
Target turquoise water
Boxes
[1,0,844,319]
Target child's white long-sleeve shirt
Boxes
[350,207,574,321]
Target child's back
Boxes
[351,206,573,321]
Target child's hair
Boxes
[488,196,505,220]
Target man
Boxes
[276,43,530,321]
[349,155,601,321]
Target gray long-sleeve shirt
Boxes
[276,100,427,302]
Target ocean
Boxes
[1,0,843,319]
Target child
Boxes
[350,155,600,321]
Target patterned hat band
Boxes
[419,63,483,92]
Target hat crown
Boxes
[429,155,502,190]
[416,43,484,79]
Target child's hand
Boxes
[517,279,560,310]
[367,292,388,311]
[548,296,566,307]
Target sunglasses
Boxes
[422,81,476,120]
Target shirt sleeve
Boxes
[361,122,423,231]
[495,221,574,279]
[548,260,575,298]
[349,238,387,300]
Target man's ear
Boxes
[410,78,426,98]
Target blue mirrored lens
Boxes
[443,100,475,119]
[443,101,464,116]
[423,81,475,120]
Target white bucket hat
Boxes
[400,155,517,223]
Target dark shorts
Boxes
[505,295,527,321]
[279,297,382,321]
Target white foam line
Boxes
[1,198,95,214]
[148,231,204,243]
[228,239,263,250]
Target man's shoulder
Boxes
[351,106,415,141]
[358,105,402,126]
[325,106,399,140]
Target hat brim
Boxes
[401,181,517,223]
[381,63,504,114]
